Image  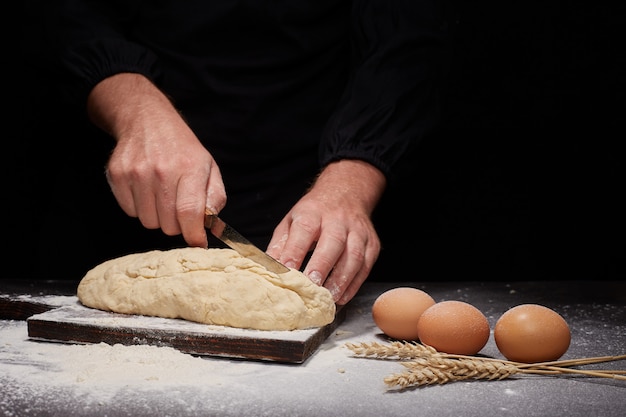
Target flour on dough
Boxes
[77,247,336,331]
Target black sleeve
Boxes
[319,0,447,184]
[54,0,162,113]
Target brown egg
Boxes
[371,287,436,340]
[416,300,490,355]
[494,304,571,363]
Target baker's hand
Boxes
[266,160,386,305]
[88,73,227,247]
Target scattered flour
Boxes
[0,320,222,403]
[3,282,626,417]
[0,294,78,307]
[0,317,365,416]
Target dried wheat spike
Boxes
[346,340,626,387]
[345,341,440,359]
[386,358,520,388]
[385,367,464,387]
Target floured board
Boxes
[26,302,345,364]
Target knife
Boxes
[204,213,290,274]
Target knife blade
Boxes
[204,214,290,274]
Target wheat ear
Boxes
[385,357,520,387]
[345,341,626,388]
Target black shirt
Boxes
[51,0,445,251]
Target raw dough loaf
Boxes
[77,247,336,331]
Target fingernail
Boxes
[308,271,323,286]
[284,260,297,269]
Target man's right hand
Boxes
[87,73,227,248]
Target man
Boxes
[46,0,445,304]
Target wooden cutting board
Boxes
[6,296,345,364]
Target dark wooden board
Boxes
[0,297,55,320]
[26,302,346,364]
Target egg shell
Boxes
[494,304,571,363]
[371,287,436,340]
[416,300,490,355]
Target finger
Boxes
[105,166,137,217]
[319,233,366,302]
[107,158,163,229]
[155,176,183,236]
[335,266,370,305]
[335,235,380,305]
[277,214,322,270]
[302,224,346,286]
[131,178,161,230]
[175,172,210,248]
[266,220,290,260]
[205,163,226,215]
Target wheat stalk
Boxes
[345,341,442,360]
[385,358,520,387]
[515,354,626,369]
[345,341,626,389]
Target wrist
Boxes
[86,73,174,138]
[313,159,387,214]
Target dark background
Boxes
[5,2,623,283]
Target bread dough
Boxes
[77,247,336,331]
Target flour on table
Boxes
[0,320,223,404]
[77,247,335,330]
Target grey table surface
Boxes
[1,280,625,417]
